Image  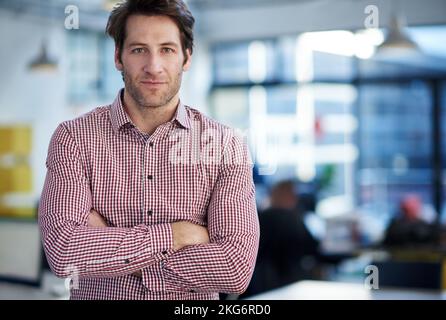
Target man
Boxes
[243,180,319,296]
[39,0,259,300]
[383,194,438,246]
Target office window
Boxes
[312,52,354,82]
[210,26,446,225]
[358,81,434,220]
[266,85,297,114]
[67,30,100,104]
[212,40,277,85]
[209,88,250,130]
[100,37,123,99]
[441,81,446,222]
[67,30,122,104]
[276,37,298,82]
[210,38,358,217]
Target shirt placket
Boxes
[145,138,156,224]
[139,134,152,225]
[141,124,172,294]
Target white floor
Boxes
[247,280,446,300]
[0,271,69,300]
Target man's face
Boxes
[115,14,191,109]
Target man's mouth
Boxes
[140,80,167,88]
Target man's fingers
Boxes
[132,270,142,278]
[88,209,108,228]
[172,221,210,250]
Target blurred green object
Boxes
[319,164,336,191]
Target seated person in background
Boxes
[242,180,320,297]
[383,194,439,246]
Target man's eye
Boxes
[161,48,174,54]
[132,48,145,54]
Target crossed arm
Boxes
[87,209,209,277]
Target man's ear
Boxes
[183,48,192,71]
[115,46,123,71]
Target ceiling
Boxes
[186,0,315,9]
[1,0,445,74]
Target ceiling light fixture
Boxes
[375,14,420,56]
[28,40,57,72]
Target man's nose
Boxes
[143,53,163,74]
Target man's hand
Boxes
[87,209,142,278]
[87,209,108,228]
[171,221,210,251]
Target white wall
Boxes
[0,10,70,200]
[181,35,212,115]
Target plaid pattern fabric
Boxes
[38,90,259,300]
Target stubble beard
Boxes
[122,68,183,110]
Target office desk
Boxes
[246,280,446,300]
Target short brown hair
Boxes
[106,0,195,62]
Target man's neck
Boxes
[122,89,179,135]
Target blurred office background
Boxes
[1,0,446,299]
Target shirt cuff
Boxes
[140,223,174,292]
[162,258,197,293]
[149,223,174,261]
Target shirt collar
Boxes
[174,100,191,130]
[110,89,132,134]
[110,89,191,134]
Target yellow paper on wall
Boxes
[0,204,35,218]
[0,165,32,193]
[0,126,32,156]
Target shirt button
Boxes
[149,142,154,147]
[124,259,130,264]
[189,289,196,293]
[162,250,168,255]
[147,210,153,216]
[147,175,153,180]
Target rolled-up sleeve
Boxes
[38,123,174,280]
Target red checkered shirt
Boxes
[38,90,259,300]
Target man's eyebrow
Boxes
[127,42,148,47]
[160,42,180,48]
[126,41,180,48]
